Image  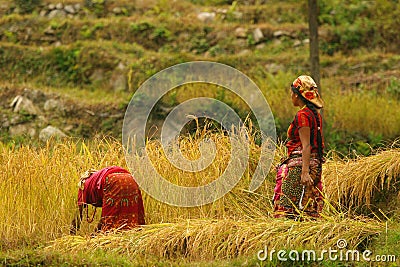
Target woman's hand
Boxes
[70,218,79,235]
[301,171,313,186]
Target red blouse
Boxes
[286,107,324,156]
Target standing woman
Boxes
[70,166,145,234]
[273,75,325,219]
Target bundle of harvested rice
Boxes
[323,148,400,209]
[46,217,383,261]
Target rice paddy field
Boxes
[0,135,399,266]
[1,0,400,266]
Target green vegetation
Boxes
[0,0,399,156]
[0,0,399,265]
[13,0,42,14]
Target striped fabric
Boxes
[286,106,324,156]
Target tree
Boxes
[308,0,321,94]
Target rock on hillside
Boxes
[39,125,67,141]
[0,87,126,141]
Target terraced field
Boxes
[0,0,399,266]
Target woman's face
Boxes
[291,90,298,106]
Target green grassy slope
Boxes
[0,0,399,152]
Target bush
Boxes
[49,47,89,85]
[318,0,400,54]
[13,0,42,14]
[386,78,400,100]
[84,0,107,17]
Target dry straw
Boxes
[1,130,398,259]
[323,148,400,210]
[0,137,127,248]
[0,132,276,248]
[46,217,382,261]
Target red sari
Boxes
[78,166,145,231]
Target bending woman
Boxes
[273,75,325,219]
[70,166,145,234]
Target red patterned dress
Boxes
[78,166,145,231]
[273,107,324,218]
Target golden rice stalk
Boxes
[130,129,279,223]
[0,137,127,248]
[46,217,383,261]
[323,148,400,208]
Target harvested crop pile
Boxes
[47,217,382,260]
